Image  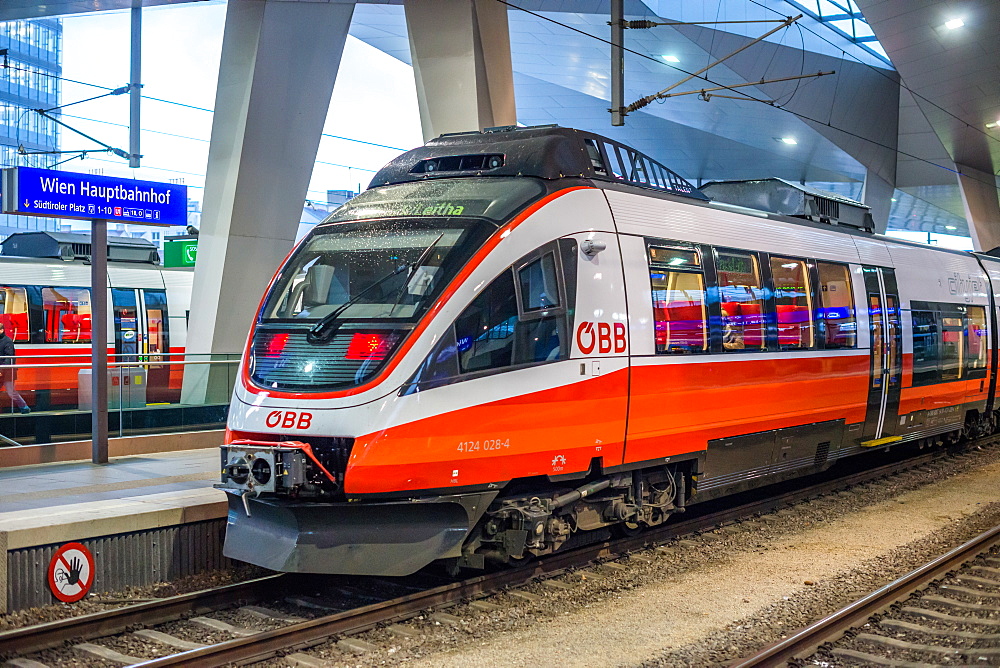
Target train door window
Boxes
[0,287,29,342]
[870,295,883,385]
[648,244,707,354]
[770,256,815,349]
[41,287,91,343]
[965,305,988,375]
[940,314,964,381]
[886,295,901,385]
[143,290,169,366]
[911,309,940,385]
[716,250,766,351]
[817,261,856,348]
[112,288,139,361]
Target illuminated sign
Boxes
[1,167,187,226]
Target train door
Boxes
[861,266,902,445]
[111,288,171,402]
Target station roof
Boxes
[3,0,997,238]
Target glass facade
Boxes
[785,0,891,64]
[0,19,62,234]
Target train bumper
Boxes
[222,491,497,576]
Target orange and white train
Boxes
[218,126,999,576]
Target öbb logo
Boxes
[575,321,627,354]
[265,410,313,430]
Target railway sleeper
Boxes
[456,463,690,569]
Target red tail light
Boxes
[345,332,395,360]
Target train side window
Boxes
[770,256,815,349]
[940,314,965,381]
[715,249,766,351]
[455,272,519,373]
[406,243,574,390]
[911,309,940,385]
[816,261,856,348]
[0,286,30,342]
[965,305,988,376]
[41,287,92,343]
[648,244,707,354]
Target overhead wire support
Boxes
[664,71,835,103]
[625,13,803,115]
[623,18,793,29]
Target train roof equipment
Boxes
[369,125,709,201]
[1,231,161,264]
[699,178,875,233]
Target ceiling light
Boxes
[891,198,897,202]
[988,120,999,129]
[945,18,964,29]
[776,137,797,145]
[946,225,957,230]
[661,55,680,63]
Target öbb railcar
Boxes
[218,126,998,575]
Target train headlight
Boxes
[251,457,272,485]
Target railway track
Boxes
[733,524,1000,667]
[1,440,995,667]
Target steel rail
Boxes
[129,446,976,668]
[0,574,287,657]
[0,441,987,664]
[730,523,1000,667]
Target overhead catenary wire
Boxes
[494,0,999,187]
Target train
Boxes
[217,125,999,576]
[0,233,192,409]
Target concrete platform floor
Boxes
[0,448,221,513]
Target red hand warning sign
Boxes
[48,542,95,603]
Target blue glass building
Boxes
[0,19,62,235]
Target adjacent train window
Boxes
[770,257,815,349]
[42,287,92,343]
[817,262,856,348]
[0,287,29,342]
[716,250,766,351]
[648,244,707,354]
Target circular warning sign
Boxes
[47,542,94,603]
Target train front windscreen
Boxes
[249,177,546,392]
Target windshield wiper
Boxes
[384,233,444,317]
[306,264,409,343]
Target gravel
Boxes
[255,443,1000,668]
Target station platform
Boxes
[0,444,230,612]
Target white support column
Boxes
[404,0,516,142]
[860,168,895,234]
[182,0,356,404]
[957,165,1000,252]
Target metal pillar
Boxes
[129,4,141,169]
[610,0,625,126]
[182,0,356,405]
[91,219,108,464]
[404,0,516,141]
[957,165,1000,252]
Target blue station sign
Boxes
[1,167,188,226]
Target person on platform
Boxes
[0,323,29,414]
